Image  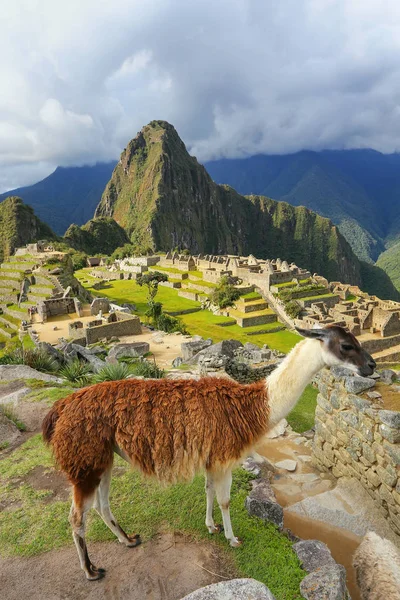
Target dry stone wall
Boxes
[313,367,400,534]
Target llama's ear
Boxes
[295,326,329,340]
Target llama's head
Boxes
[295,325,376,377]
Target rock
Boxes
[242,458,261,477]
[108,342,150,360]
[181,338,213,361]
[0,365,63,383]
[379,369,397,384]
[188,340,243,364]
[265,419,288,439]
[330,365,355,380]
[87,345,105,355]
[244,342,261,352]
[300,564,347,600]
[181,578,276,599]
[37,341,63,362]
[0,412,21,447]
[67,344,106,373]
[274,459,297,472]
[245,479,283,529]
[378,409,400,429]
[293,540,336,573]
[172,356,183,368]
[366,390,382,400]
[122,303,136,312]
[344,376,375,394]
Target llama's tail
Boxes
[42,399,65,445]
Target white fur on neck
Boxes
[266,338,325,426]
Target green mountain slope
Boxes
[377,239,400,292]
[95,121,399,300]
[64,217,130,255]
[0,196,57,263]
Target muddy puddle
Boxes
[256,436,360,599]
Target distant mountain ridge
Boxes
[0,163,116,235]
[206,150,400,261]
[93,120,399,300]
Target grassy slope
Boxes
[377,239,400,292]
[0,435,305,598]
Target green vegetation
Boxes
[93,362,133,382]
[0,404,26,431]
[59,359,92,385]
[64,217,130,255]
[0,435,305,598]
[377,239,400,292]
[25,386,75,404]
[208,276,241,309]
[0,347,57,373]
[0,196,57,263]
[287,385,318,432]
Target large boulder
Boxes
[108,342,150,360]
[245,479,283,529]
[293,540,336,573]
[65,344,106,373]
[181,338,213,361]
[300,564,347,600]
[0,365,63,383]
[181,579,276,599]
[188,340,243,364]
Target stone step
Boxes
[0,315,19,330]
[230,309,277,328]
[236,299,269,313]
[373,345,400,363]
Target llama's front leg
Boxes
[213,469,242,547]
[94,466,141,548]
[205,473,222,534]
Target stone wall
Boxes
[313,367,400,535]
[85,314,141,344]
[37,297,76,321]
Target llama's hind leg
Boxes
[70,479,105,581]
[205,473,223,534]
[95,466,141,548]
[213,469,242,548]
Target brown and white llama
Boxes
[42,325,375,580]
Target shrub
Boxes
[156,312,188,334]
[129,359,165,379]
[0,348,57,373]
[209,276,241,309]
[92,362,132,383]
[59,359,92,385]
[284,300,302,319]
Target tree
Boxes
[136,271,168,323]
[209,276,241,309]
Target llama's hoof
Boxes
[126,534,141,548]
[86,568,106,581]
[230,537,243,548]
[208,524,223,534]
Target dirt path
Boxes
[0,533,234,600]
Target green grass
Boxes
[75,269,299,353]
[0,313,20,326]
[240,291,262,300]
[287,385,318,432]
[300,293,337,302]
[25,386,75,404]
[149,265,188,275]
[0,435,305,598]
[0,404,26,431]
[22,335,36,350]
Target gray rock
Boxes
[378,409,400,429]
[188,340,243,364]
[172,356,183,368]
[379,369,397,384]
[181,578,276,600]
[0,365,63,383]
[244,342,261,352]
[122,303,136,312]
[0,412,21,446]
[37,342,62,362]
[366,391,382,400]
[344,376,375,394]
[108,342,150,360]
[274,459,297,472]
[181,338,213,361]
[330,365,355,380]
[87,345,105,355]
[293,540,336,573]
[245,479,283,529]
[242,458,262,477]
[300,564,347,600]
[68,344,106,373]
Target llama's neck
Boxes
[266,339,325,425]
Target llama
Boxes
[42,325,375,580]
[353,531,400,599]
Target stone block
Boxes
[181,338,213,361]
[300,564,348,600]
[293,540,335,573]
[372,441,385,457]
[344,376,375,394]
[378,410,400,430]
[366,468,381,487]
[362,443,376,464]
[380,424,400,444]
[341,410,359,428]
[383,441,400,466]
[245,480,283,529]
[376,464,397,488]
[181,579,277,600]
[329,390,341,409]
[347,393,372,412]
[379,483,396,506]
[316,393,333,414]
[108,342,150,360]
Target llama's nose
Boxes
[368,358,376,370]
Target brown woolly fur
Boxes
[43,377,269,485]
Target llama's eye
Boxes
[340,344,354,351]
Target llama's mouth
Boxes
[358,365,375,377]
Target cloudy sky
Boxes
[1,0,400,191]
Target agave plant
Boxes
[92,362,132,383]
[59,359,92,385]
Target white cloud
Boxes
[1,0,400,190]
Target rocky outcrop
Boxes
[94,120,367,286]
